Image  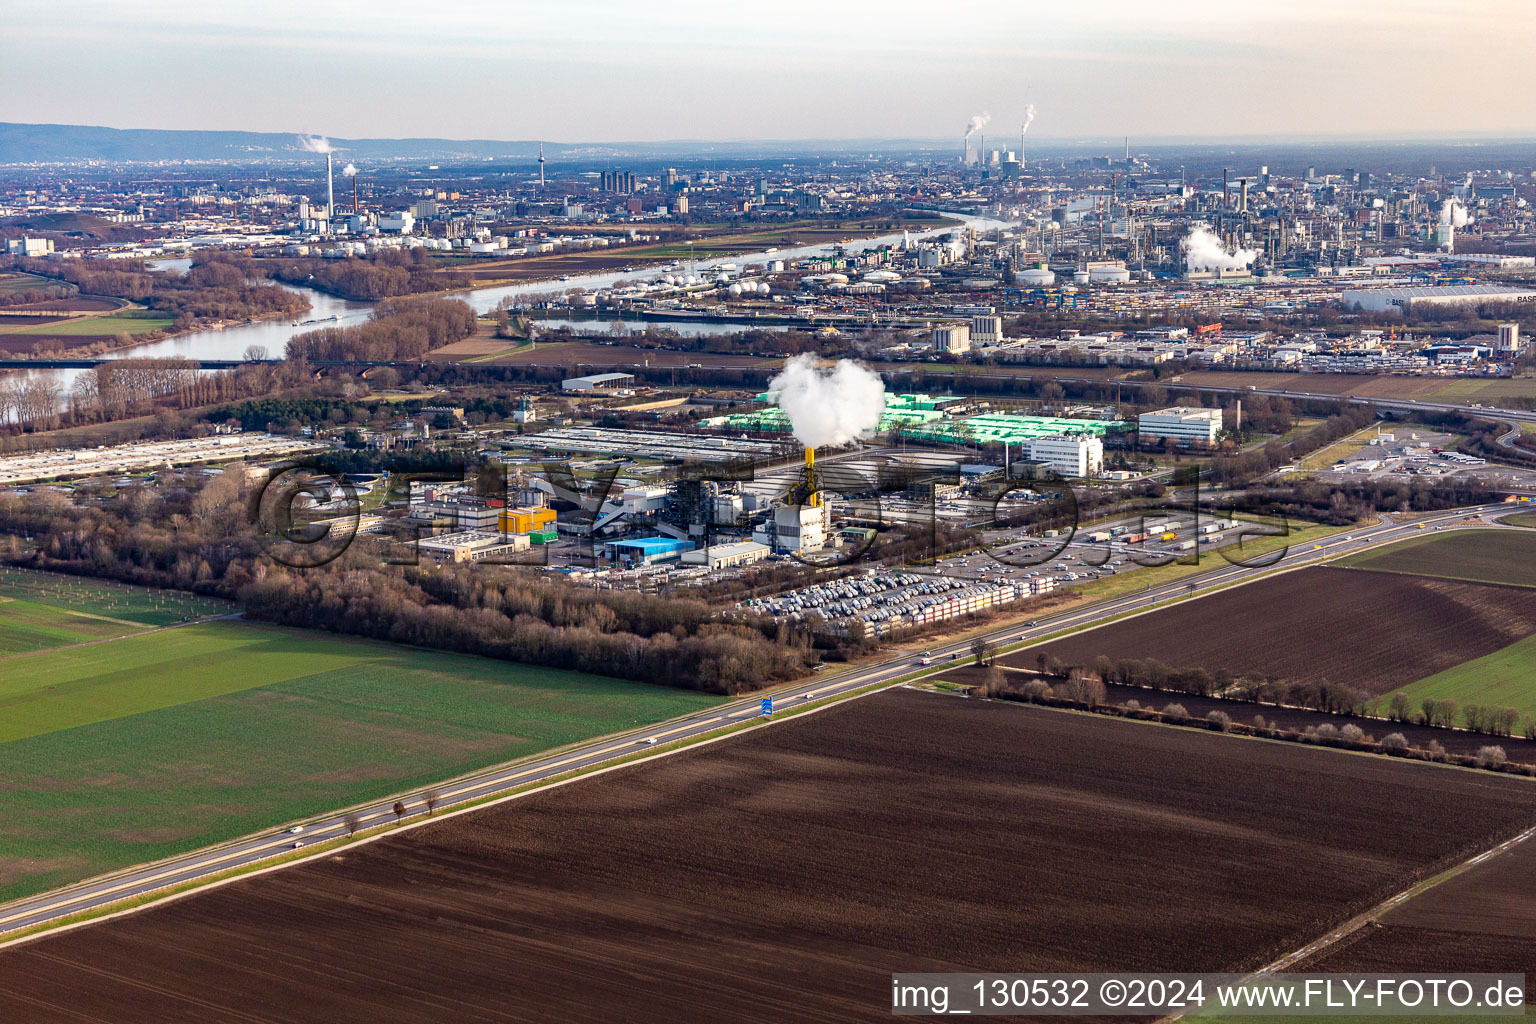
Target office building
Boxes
[1021,435,1103,477]
[1138,407,1223,446]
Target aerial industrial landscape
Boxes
[6,2,1536,1021]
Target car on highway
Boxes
[288,826,304,834]
[641,737,658,745]
[918,652,933,665]
[292,841,305,849]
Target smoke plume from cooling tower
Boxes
[298,134,334,154]
[1182,226,1257,272]
[1021,104,1036,134]
[768,354,886,449]
[1440,198,1470,226]
[964,113,991,138]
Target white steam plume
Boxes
[1020,104,1037,134]
[768,354,886,449]
[964,113,991,138]
[342,163,358,177]
[1440,198,1470,226]
[298,134,334,154]
[1182,225,1257,272]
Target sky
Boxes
[3,0,1535,143]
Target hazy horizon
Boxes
[4,0,1535,145]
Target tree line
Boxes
[285,297,477,362]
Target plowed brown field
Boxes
[1026,566,1536,695]
[1300,832,1536,1000]
[3,690,1535,1023]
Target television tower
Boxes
[538,142,546,189]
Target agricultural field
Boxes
[0,271,60,294]
[1340,527,1536,588]
[1298,833,1536,1004]
[1028,566,1536,696]
[1500,508,1536,528]
[0,311,173,337]
[0,567,229,654]
[4,690,1536,1022]
[0,619,722,902]
[1388,634,1536,728]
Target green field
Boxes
[1339,528,1536,588]
[0,568,231,655]
[3,312,173,336]
[0,619,722,902]
[1500,508,1536,528]
[1388,633,1536,728]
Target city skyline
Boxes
[4,0,1535,143]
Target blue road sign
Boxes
[761,697,773,716]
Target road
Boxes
[0,501,1519,939]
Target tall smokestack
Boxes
[979,134,984,167]
[1222,168,1229,211]
[353,173,359,213]
[538,142,546,189]
[326,152,335,232]
[1019,130,1026,172]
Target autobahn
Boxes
[0,500,1518,940]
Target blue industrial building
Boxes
[601,536,695,566]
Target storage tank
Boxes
[1089,266,1131,284]
[1072,270,1090,284]
[1019,267,1055,286]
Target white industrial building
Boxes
[1021,434,1103,477]
[1138,407,1223,446]
[377,211,416,234]
[756,504,832,553]
[4,236,54,257]
[970,315,1003,346]
[417,531,532,563]
[680,540,771,569]
[1341,284,1536,315]
[931,323,972,353]
[561,372,636,391]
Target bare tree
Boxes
[392,800,407,821]
[970,636,997,667]
[1058,671,1106,706]
[343,811,362,836]
[1475,745,1508,770]
[243,344,270,362]
[424,788,441,816]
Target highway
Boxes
[0,501,1519,940]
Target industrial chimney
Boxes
[326,152,335,234]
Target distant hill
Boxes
[0,122,966,165]
[0,123,545,164]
